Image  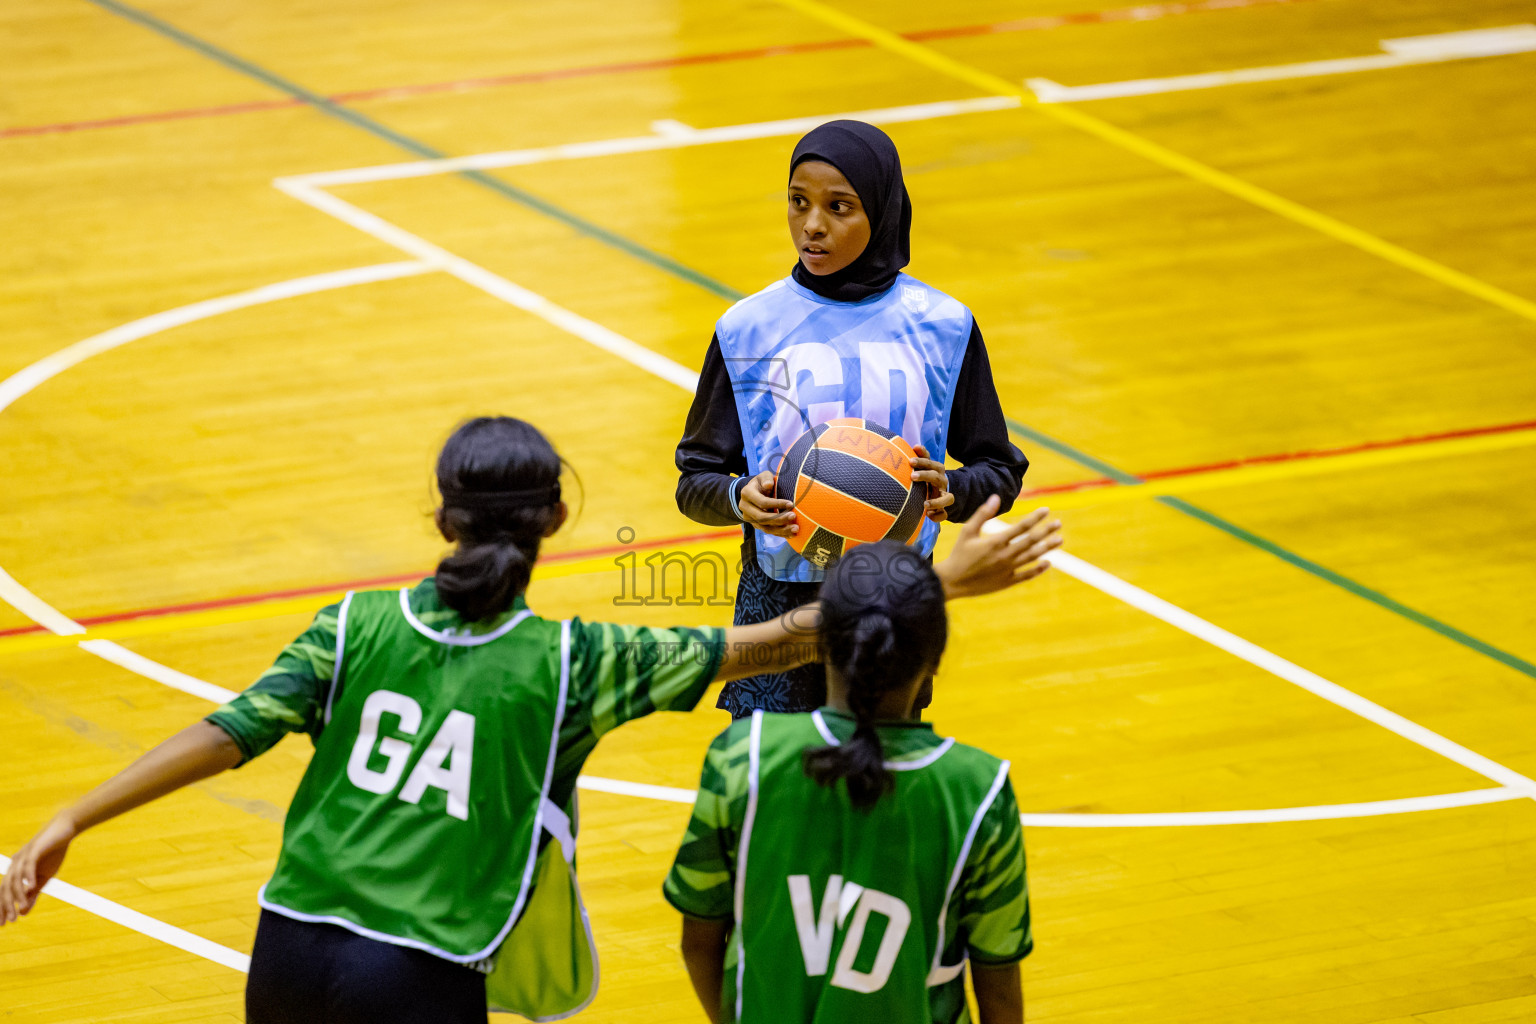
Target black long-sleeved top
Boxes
[675,320,1028,528]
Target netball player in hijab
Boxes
[676,120,1028,719]
[1,417,1053,1024]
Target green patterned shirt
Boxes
[207,578,726,809]
[664,711,1032,966]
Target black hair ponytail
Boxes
[803,540,948,810]
[433,417,565,622]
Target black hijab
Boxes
[789,120,911,303]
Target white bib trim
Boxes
[810,709,956,771]
[397,588,533,646]
[925,759,1012,987]
[261,618,572,966]
[323,591,355,726]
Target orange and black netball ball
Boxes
[774,417,926,570]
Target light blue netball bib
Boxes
[716,274,972,583]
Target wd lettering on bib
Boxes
[788,875,912,994]
[729,712,1015,1023]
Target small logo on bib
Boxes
[900,285,929,314]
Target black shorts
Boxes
[246,909,486,1024]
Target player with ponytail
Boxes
[666,512,1059,1024]
[3,416,1053,1024]
[433,416,567,622]
[802,539,950,810]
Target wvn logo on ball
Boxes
[788,875,912,993]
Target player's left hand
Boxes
[911,445,953,522]
[1,816,75,925]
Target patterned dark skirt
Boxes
[718,539,826,719]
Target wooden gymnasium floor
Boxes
[3,0,1535,1020]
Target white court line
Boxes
[279,96,1021,188]
[2,777,1517,978]
[272,160,1536,807]
[3,91,1534,972]
[0,261,434,684]
[1027,24,1536,101]
[0,261,433,416]
[0,567,85,637]
[0,853,251,973]
[275,179,701,390]
[1048,551,1536,796]
[575,775,699,805]
[79,639,238,704]
[575,775,1526,826]
[1018,785,1525,827]
[2,188,1529,815]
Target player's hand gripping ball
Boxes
[773,418,927,569]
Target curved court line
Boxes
[5,262,1531,821]
[0,261,433,416]
[0,261,434,696]
[572,775,1525,825]
[277,101,1536,685]
[263,184,1536,802]
[0,273,1525,977]
[1048,551,1536,796]
[7,780,1508,985]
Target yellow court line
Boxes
[1045,424,1536,511]
[0,538,745,656]
[0,426,1529,654]
[770,0,1536,325]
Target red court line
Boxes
[1138,418,1536,482]
[1016,418,1536,497]
[907,0,1314,40]
[4,411,1529,641]
[2,0,1319,140]
[0,98,303,138]
[0,528,738,638]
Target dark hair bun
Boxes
[802,541,948,810]
[433,417,563,622]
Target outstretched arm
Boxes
[711,496,1062,683]
[1,721,241,924]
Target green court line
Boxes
[84,0,745,303]
[1005,417,1140,485]
[84,0,1532,681]
[1005,418,1536,680]
[1159,497,1536,680]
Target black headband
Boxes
[440,483,561,509]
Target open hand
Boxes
[911,445,953,522]
[1,816,76,925]
[739,471,798,539]
[935,496,1063,600]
